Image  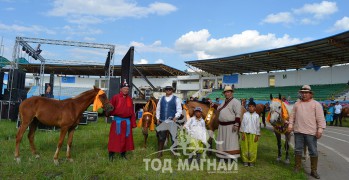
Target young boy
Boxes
[240,101,261,167]
[184,107,206,164]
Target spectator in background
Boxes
[334,101,343,126]
[326,103,335,126]
[215,97,221,104]
[45,84,52,98]
[344,96,347,101]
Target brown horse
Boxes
[138,97,158,148]
[15,87,114,165]
[341,106,349,121]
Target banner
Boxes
[223,74,238,84]
[62,77,75,83]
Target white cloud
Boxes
[293,1,338,19]
[83,37,96,41]
[4,7,14,11]
[261,1,337,25]
[262,12,294,24]
[175,29,304,60]
[155,59,164,64]
[48,0,177,21]
[130,40,174,53]
[67,15,103,24]
[329,16,349,31]
[62,25,102,35]
[0,23,56,35]
[135,58,148,64]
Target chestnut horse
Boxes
[341,106,349,121]
[138,97,158,148]
[15,87,114,165]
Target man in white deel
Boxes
[156,86,182,158]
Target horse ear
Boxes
[279,93,281,99]
[270,94,273,100]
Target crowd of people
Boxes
[106,83,326,179]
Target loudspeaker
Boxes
[8,69,25,90]
[0,101,20,121]
[79,111,88,125]
[121,46,134,96]
[108,77,120,98]
[87,112,98,122]
[106,116,114,123]
[3,89,27,101]
[0,72,4,100]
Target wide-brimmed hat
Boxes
[164,86,174,90]
[299,85,313,93]
[194,107,202,112]
[223,85,234,93]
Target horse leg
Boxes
[207,137,213,156]
[274,131,282,161]
[142,127,148,148]
[15,115,32,163]
[28,119,40,159]
[66,127,76,162]
[53,128,68,165]
[284,133,290,164]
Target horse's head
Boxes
[269,98,283,125]
[141,99,157,128]
[97,90,114,114]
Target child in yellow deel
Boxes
[240,100,260,167]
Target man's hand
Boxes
[232,125,239,132]
[287,125,293,133]
[316,131,322,139]
[173,117,177,122]
[241,133,245,141]
[254,135,259,142]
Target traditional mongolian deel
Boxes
[216,97,242,159]
[108,92,137,153]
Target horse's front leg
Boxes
[274,131,282,161]
[15,119,32,163]
[284,133,291,164]
[28,120,40,159]
[54,128,68,165]
[142,127,148,148]
[66,127,76,162]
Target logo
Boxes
[143,120,239,173]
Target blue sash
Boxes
[114,116,131,137]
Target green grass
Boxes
[0,118,306,179]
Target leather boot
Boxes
[109,152,115,162]
[196,154,201,164]
[294,155,302,173]
[157,141,164,158]
[310,156,320,179]
[121,152,127,160]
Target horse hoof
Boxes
[35,154,40,159]
[284,159,290,164]
[276,157,281,162]
[54,159,59,165]
[15,157,21,164]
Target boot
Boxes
[157,141,164,158]
[294,155,302,173]
[109,152,115,162]
[121,152,127,160]
[310,157,320,179]
[196,154,201,165]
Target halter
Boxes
[137,99,156,131]
[267,98,289,134]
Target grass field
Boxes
[0,118,306,179]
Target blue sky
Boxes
[1,0,349,71]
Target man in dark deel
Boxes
[107,80,137,161]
